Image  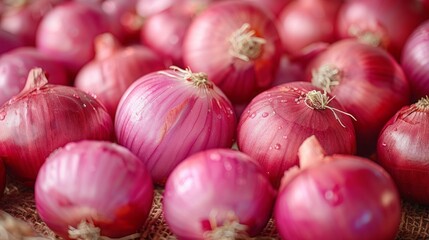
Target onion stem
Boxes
[68,220,140,240]
[204,211,250,240]
[311,65,341,93]
[348,26,384,47]
[305,90,357,128]
[229,23,266,62]
[167,66,213,89]
[416,96,429,111]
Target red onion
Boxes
[101,0,141,44]
[183,1,282,104]
[0,68,113,184]
[376,96,429,204]
[0,29,23,54]
[275,136,401,240]
[35,140,154,239]
[0,47,69,106]
[306,39,410,156]
[136,0,213,18]
[163,148,276,239]
[277,0,342,57]
[75,33,165,118]
[0,0,63,46]
[36,1,110,74]
[237,81,357,188]
[115,67,236,184]
[243,0,291,17]
[401,20,429,101]
[336,0,428,60]
[140,8,192,67]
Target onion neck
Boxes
[68,220,140,240]
[12,68,50,102]
[204,213,249,240]
[311,65,341,93]
[169,66,213,89]
[305,90,356,128]
[348,25,386,48]
[229,23,266,62]
[416,96,429,111]
[95,33,122,60]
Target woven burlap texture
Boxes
[0,181,428,240]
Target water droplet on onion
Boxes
[324,187,342,206]
[72,94,80,99]
[82,104,87,108]
[262,112,269,118]
[0,111,6,120]
[250,113,256,119]
[382,143,387,147]
[274,143,281,150]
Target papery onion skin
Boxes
[237,81,356,188]
[75,33,165,118]
[36,1,110,74]
[376,97,429,205]
[183,1,282,104]
[306,39,410,156]
[163,148,276,239]
[401,20,429,101]
[336,0,428,60]
[35,140,154,239]
[0,47,69,106]
[0,69,114,184]
[275,154,401,240]
[115,68,236,184]
[277,0,342,57]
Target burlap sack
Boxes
[1,180,428,240]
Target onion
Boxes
[36,1,110,74]
[136,0,213,18]
[306,39,410,156]
[115,67,236,184]
[0,0,63,46]
[140,8,192,67]
[336,0,428,60]
[0,68,113,184]
[163,148,276,239]
[183,1,282,104]
[242,0,291,17]
[75,33,165,119]
[0,29,23,54]
[237,81,357,188]
[275,136,401,240]
[0,160,5,200]
[0,47,69,106]
[401,20,429,101]
[277,0,342,56]
[101,0,141,44]
[376,96,429,205]
[35,140,154,239]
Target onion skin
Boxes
[336,0,428,60]
[0,68,114,184]
[243,0,291,17]
[35,140,154,239]
[277,0,342,57]
[376,97,429,205]
[237,81,356,188]
[75,33,165,119]
[275,152,401,240]
[36,1,110,74]
[163,148,276,239]
[401,20,429,101]
[0,47,69,106]
[115,68,236,184]
[0,29,23,54]
[183,1,282,104]
[306,39,410,156]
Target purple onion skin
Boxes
[0,47,70,106]
[163,148,276,239]
[115,69,236,184]
[36,1,110,74]
[275,156,401,240]
[0,73,114,185]
[0,29,24,54]
[401,20,429,101]
[35,140,154,239]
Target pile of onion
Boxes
[75,33,165,118]
[306,39,410,156]
[275,135,401,239]
[237,81,357,188]
[115,67,236,184]
[163,148,276,239]
[0,68,113,184]
[0,47,69,106]
[183,0,282,104]
[35,140,154,239]
[36,1,110,74]
[376,96,429,205]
